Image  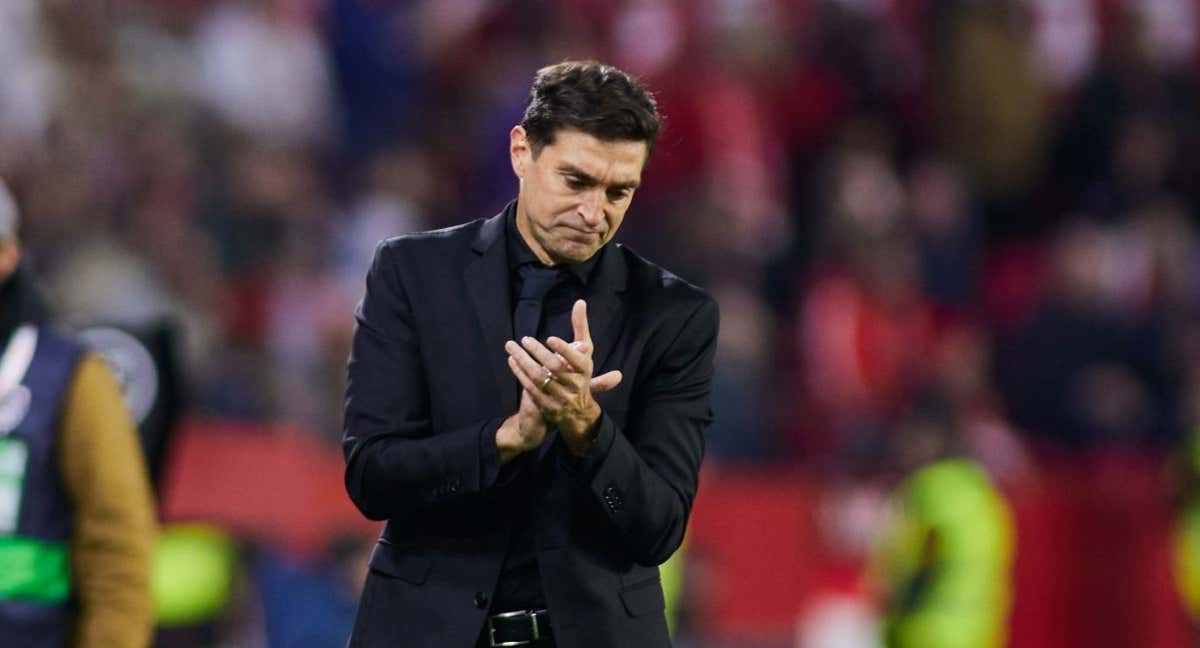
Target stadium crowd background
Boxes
[4,0,1200,646]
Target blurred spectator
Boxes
[1029,0,1100,92]
[0,0,59,172]
[907,155,981,311]
[193,1,332,148]
[707,278,773,462]
[936,1,1048,229]
[0,182,157,647]
[995,218,1177,449]
[326,0,427,160]
[870,407,1014,648]
[790,148,934,460]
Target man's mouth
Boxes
[560,227,601,242]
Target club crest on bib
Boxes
[79,327,159,426]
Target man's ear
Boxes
[510,126,530,178]
[0,241,19,283]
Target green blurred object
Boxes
[0,536,70,604]
[660,538,686,636]
[1174,426,1200,619]
[152,524,237,627]
[874,459,1014,648]
[1174,501,1200,619]
[1189,427,1200,477]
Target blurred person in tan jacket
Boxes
[0,181,156,647]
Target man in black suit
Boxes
[343,60,718,648]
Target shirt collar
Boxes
[505,201,600,285]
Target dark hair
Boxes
[520,60,661,159]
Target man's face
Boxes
[511,127,647,265]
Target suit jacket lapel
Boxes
[465,211,519,415]
[584,242,628,376]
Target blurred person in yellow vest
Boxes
[1171,421,1200,631]
[659,539,685,636]
[0,180,157,647]
[1174,500,1200,621]
[152,524,238,627]
[871,407,1015,648]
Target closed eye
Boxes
[607,188,632,202]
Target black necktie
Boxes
[514,264,564,340]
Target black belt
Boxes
[487,609,553,647]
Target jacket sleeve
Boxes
[60,355,157,648]
[564,297,718,566]
[343,241,507,521]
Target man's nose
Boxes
[578,190,604,226]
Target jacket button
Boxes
[474,591,489,609]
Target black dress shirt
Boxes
[490,205,599,614]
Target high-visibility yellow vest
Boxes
[660,538,686,635]
[153,524,237,626]
[873,459,1014,648]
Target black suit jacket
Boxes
[342,207,718,648]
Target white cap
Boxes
[0,179,16,239]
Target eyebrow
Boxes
[557,163,640,191]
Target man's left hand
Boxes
[504,300,622,457]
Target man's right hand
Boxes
[497,335,622,464]
[496,389,547,464]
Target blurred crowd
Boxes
[5,0,1200,645]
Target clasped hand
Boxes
[496,300,622,462]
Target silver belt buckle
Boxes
[488,610,540,647]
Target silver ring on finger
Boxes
[540,368,554,390]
